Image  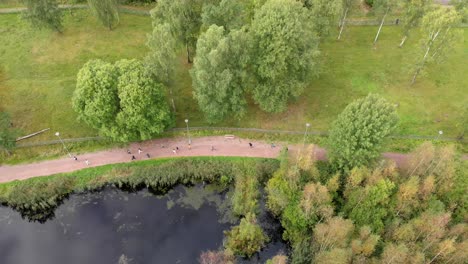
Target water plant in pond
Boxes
[224,212,269,257]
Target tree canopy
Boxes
[150,0,205,63]
[87,0,120,30]
[191,25,250,123]
[308,0,343,37]
[327,94,398,170]
[22,0,63,33]
[72,59,172,142]
[250,0,320,113]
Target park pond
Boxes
[0,184,287,264]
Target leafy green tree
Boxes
[113,59,172,142]
[344,179,395,232]
[231,163,259,216]
[350,226,380,259]
[300,182,333,224]
[224,213,269,257]
[372,0,398,45]
[452,0,468,23]
[145,23,178,111]
[411,7,462,84]
[191,25,250,123]
[308,0,343,37]
[87,0,120,30]
[327,94,398,170]
[399,0,431,47]
[151,0,204,63]
[22,0,63,33]
[0,112,18,155]
[312,216,355,254]
[250,0,320,113]
[265,169,294,216]
[72,59,172,142]
[201,0,246,32]
[72,59,119,136]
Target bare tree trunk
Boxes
[338,7,349,40]
[186,44,192,64]
[399,35,407,48]
[169,87,176,112]
[411,29,441,85]
[374,8,390,45]
[413,30,439,83]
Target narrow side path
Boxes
[0,136,465,183]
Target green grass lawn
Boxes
[0,11,466,156]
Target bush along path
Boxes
[2,136,466,183]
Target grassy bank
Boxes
[0,156,279,221]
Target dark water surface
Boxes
[0,185,286,264]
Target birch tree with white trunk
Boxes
[372,0,398,45]
[411,7,462,85]
[399,0,431,47]
[338,0,357,40]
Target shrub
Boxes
[224,213,269,257]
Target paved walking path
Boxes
[0,136,438,184]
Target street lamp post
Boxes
[185,119,191,145]
[303,123,311,147]
[55,132,72,158]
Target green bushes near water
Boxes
[0,157,279,222]
[224,213,269,258]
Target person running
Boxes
[85,159,90,166]
[271,143,276,148]
[138,148,142,154]
[172,149,177,154]
[127,149,131,154]
[188,144,191,150]
[146,153,151,158]
[131,155,136,161]
[73,156,78,161]
[211,145,215,151]
[176,147,179,151]
[249,142,253,148]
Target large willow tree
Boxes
[87,0,120,30]
[22,0,63,33]
[250,0,320,113]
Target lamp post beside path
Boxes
[55,132,72,158]
[185,119,191,145]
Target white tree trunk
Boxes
[411,29,441,85]
[374,8,389,45]
[399,35,407,48]
[338,8,349,40]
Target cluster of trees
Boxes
[147,0,465,124]
[255,95,467,263]
[72,59,172,142]
[21,0,120,32]
[266,141,466,263]
[148,0,340,122]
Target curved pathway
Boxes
[0,136,465,184]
